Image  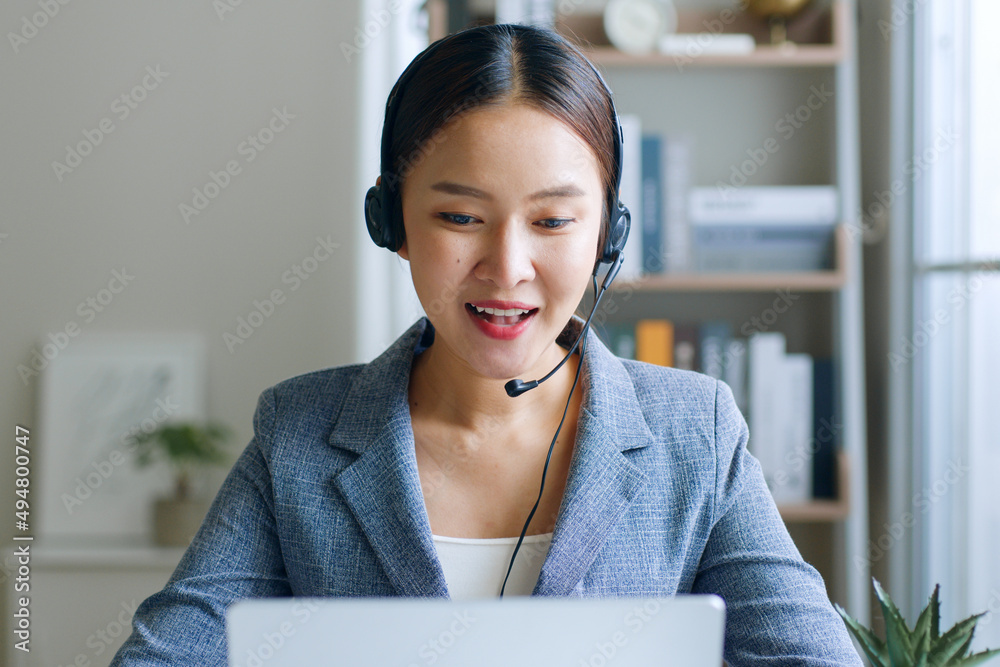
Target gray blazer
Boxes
[111,316,862,665]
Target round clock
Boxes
[603,0,677,55]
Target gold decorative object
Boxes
[745,0,812,45]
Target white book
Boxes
[688,186,839,225]
[495,0,554,26]
[659,33,755,56]
[747,332,786,501]
[617,114,644,281]
[662,135,693,272]
[723,339,748,415]
[773,353,813,504]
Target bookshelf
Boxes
[578,0,868,621]
[430,0,869,624]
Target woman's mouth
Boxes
[465,302,539,340]
[465,303,538,325]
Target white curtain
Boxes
[909,0,1000,649]
[355,0,428,362]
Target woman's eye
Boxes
[438,212,476,226]
[537,218,574,230]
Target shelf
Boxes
[565,1,848,69]
[584,42,844,69]
[0,542,187,568]
[777,451,850,523]
[614,224,850,293]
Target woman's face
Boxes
[396,103,605,382]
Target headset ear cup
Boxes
[366,183,404,251]
[365,185,387,248]
[601,202,631,265]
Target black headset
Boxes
[364,24,630,275]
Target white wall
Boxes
[0,0,364,549]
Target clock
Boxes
[603,0,677,55]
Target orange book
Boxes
[635,319,674,367]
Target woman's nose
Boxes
[473,221,535,289]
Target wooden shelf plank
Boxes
[585,43,844,69]
[778,451,850,523]
[778,499,850,522]
[613,224,850,293]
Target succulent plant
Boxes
[836,579,1000,666]
[133,422,231,499]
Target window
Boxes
[912,0,1000,648]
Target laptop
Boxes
[227,595,726,666]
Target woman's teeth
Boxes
[472,305,530,317]
[468,304,535,325]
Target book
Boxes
[699,321,732,380]
[812,358,837,499]
[688,186,839,225]
[659,33,755,56]
[641,135,665,275]
[662,135,693,272]
[596,322,636,360]
[691,225,836,272]
[775,352,814,504]
[723,338,748,415]
[673,324,699,371]
[689,186,838,272]
[635,319,674,367]
[617,114,644,281]
[748,332,786,500]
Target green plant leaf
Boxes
[931,585,942,642]
[874,579,915,665]
[914,588,937,654]
[929,614,985,665]
[950,648,1000,666]
[129,421,231,473]
[836,603,890,666]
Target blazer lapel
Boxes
[328,319,449,598]
[325,316,655,598]
[534,321,655,595]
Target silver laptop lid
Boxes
[227,595,725,667]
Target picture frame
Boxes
[35,333,207,545]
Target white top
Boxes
[431,532,553,601]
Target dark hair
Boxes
[383,23,618,257]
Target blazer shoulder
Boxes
[612,358,742,445]
[252,362,367,452]
[618,358,721,408]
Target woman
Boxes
[112,23,862,666]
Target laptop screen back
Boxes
[226,595,725,667]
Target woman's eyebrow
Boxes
[430,181,586,201]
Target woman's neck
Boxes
[407,337,582,448]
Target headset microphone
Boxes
[503,251,624,398]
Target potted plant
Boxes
[837,579,1000,666]
[132,422,232,546]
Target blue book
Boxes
[699,321,733,380]
[812,358,837,499]
[641,135,664,275]
[595,321,636,360]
